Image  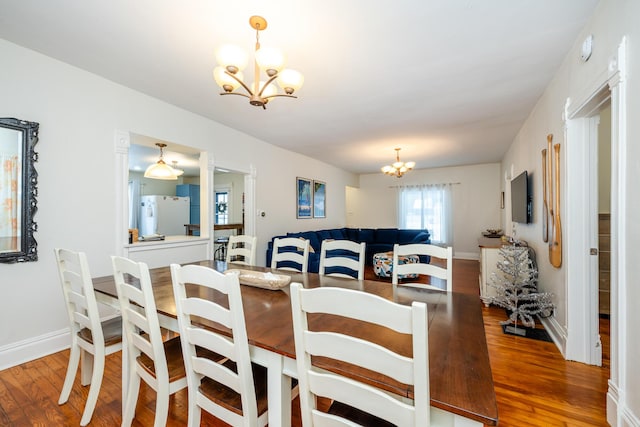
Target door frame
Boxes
[563,37,626,425]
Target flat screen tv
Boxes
[511,171,531,224]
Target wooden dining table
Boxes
[93,260,498,426]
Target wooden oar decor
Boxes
[547,134,554,244]
[549,141,562,268]
[542,147,548,243]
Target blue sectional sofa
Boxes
[266,227,431,273]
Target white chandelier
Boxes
[213,16,304,109]
[381,148,416,178]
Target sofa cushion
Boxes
[317,230,333,244]
[409,231,430,244]
[375,228,398,244]
[287,231,320,253]
[343,228,359,241]
[358,228,376,244]
[368,243,393,255]
[396,229,415,244]
[329,229,346,240]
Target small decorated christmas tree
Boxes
[487,245,554,335]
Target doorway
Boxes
[597,104,612,322]
[562,40,626,427]
[213,169,247,261]
[565,89,611,367]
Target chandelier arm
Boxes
[382,148,413,178]
[215,16,303,109]
[257,74,279,97]
[262,94,298,100]
[220,92,251,99]
[224,70,255,96]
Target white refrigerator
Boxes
[139,195,190,237]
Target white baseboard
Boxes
[454,251,479,261]
[0,313,121,371]
[611,381,640,427]
[610,382,640,427]
[0,328,71,371]
[608,381,620,426]
[621,406,640,427]
[539,315,567,357]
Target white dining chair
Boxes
[170,263,270,426]
[225,234,258,266]
[55,248,123,426]
[270,237,310,273]
[318,240,366,280]
[111,256,223,427]
[392,243,453,292]
[290,282,453,426]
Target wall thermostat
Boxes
[581,35,593,62]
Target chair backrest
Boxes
[111,256,169,383]
[290,282,431,426]
[55,248,123,427]
[170,263,261,425]
[318,239,366,280]
[55,248,105,348]
[270,237,310,272]
[226,234,258,266]
[392,243,453,292]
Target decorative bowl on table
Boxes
[483,229,503,238]
[224,269,292,290]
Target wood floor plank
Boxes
[0,374,28,425]
[0,259,608,426]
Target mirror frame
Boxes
[0,118,39,263]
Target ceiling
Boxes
[128,135,201,177]
[0,0,599,174]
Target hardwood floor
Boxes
[0,260,609,426]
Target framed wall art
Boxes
[313,180,326,218]
[296,177,312,218]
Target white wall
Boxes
[0,39,357,367]
[500,0,640,423]
[349,163,502,259]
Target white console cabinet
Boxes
[478,237,503,306]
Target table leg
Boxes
[251,347,293,426]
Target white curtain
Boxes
[0,154,20,240]
[398,183,453,245]
[128,179,140,230]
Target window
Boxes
[215,190,229,225]
[398,184,453,245]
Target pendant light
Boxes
[170,161,185,176]
[144,143,178,180]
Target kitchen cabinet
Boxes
[478,236,503,306]
[176,184,200,235]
